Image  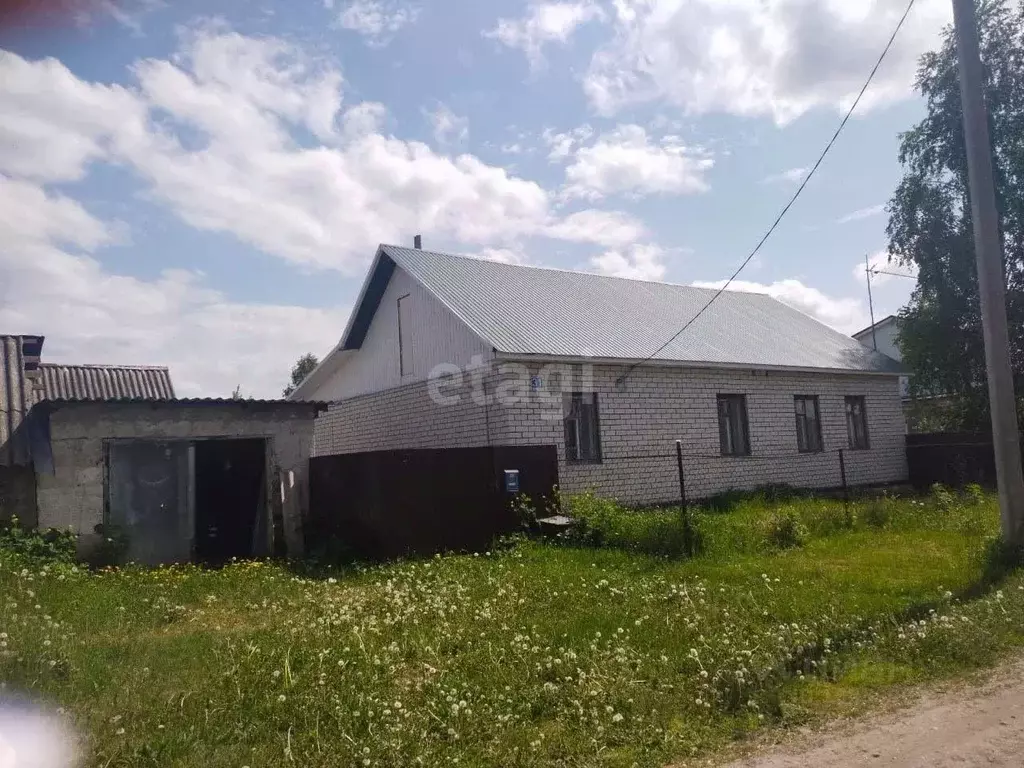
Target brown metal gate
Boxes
[307,444,558,559]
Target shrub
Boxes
[0,517,77,563]
[767,508,809,549]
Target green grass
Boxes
[2,489,1023,767]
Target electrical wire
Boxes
[870,268,918,279]
[616,0,919,386]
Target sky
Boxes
[0,0,943,398]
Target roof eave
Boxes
[492,350,905,377]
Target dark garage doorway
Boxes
[194,438,267,565]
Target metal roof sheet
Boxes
[375,245,903,375]
[0,335,44,467]
[39,363,176,402]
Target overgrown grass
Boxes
[1,488,1022,767]
[557,484,996,559]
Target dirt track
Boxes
[726,658,1024,767]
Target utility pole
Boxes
[952,0,1024,543]
[865,255,878,351]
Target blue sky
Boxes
[0,0,946,396]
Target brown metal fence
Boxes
[307,444,559,559]
[905,433,996,490]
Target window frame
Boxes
[845,395,870,450]
[563,392,602,464]
[794,395,823,453]
[716,394,751,457]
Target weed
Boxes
[931,483,958,514]
[767,507,810,549]
[863,496,891,529]
[0,518,76,564]
[965,483,987,506]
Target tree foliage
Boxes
[888,0,1024,430]
[283,353,319,397]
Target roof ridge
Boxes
[40,362,172,371]
[379,244,768,295]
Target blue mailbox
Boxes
[504,469,520,494]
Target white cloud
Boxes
[426,102,469,145]
[485,1,604,68]
[562,124,713,200]
[1,31,646,276]
[0,176,345,397]
[543,209,646,247]
[853,250,917,286]
[584,0,951,124]
[763,166,808,186]
[838,203,886,224]
[0,51,148,182]
[0,26,672,395]
[591,244,667,281]
[475,247,531,265]
[543,124,593,162]
[332,0,420,46]
[693,277,868,333]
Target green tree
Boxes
[283,353,319,398]
[888,0,1024,430]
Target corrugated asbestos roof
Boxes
[0,335,44,466]
[368,245,903,374]
[44,397,326,409]
[39,363,176,402]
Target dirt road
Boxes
[727,658,1024,767]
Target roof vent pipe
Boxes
[414,234,422,249]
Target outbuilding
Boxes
[1,335,324,564]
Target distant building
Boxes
[853,315,908,398]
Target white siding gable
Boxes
[310,265,493,402]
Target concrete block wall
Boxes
[37,404,316,551]
[313,361,907,506]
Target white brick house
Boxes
[294,245,907,505]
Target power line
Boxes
[616,0,919,386]
[870,268,917,279]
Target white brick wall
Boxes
[313,361,908,505]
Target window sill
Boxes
[565,458,603,466]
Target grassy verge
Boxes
[1,489,1022,767]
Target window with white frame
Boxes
[845,396,870,450]
[794,395,823,453]
[563,392,601,463]
[717,394,751,456]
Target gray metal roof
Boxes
[0,335,44,467]
[373,245,903,374]
[39,363,176,402]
